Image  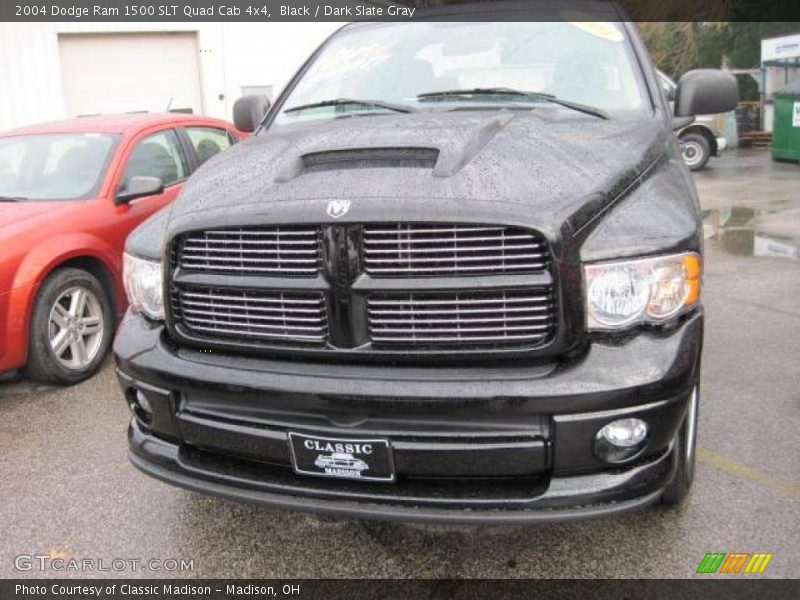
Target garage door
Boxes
[58,32,203,117]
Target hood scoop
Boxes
[304,147,439,171]
[275,147,439,182]
[273,113,515,183]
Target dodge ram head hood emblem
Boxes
[326,199,351,219]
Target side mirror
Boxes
[115,176,164,205]
[656,70,676,102]
[674,69,738,117]
[663,83,676,102]
[233,95,271,132]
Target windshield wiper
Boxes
[0,195,28,202]
[284,98,417,115]
[417,88,609,119]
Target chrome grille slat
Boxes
[182,247,318,255]
[368,290,555,350]
[363,223,549,278]
[366,226,509,234]
[180,291,323,305]
[185,239,317,246]
[173,287,327,346]
[372,324,552,333]
[180,315,326,332]
[181,308,325,323]
[367,254,545,264]
[370,315,552,324]
[368,296,549,306]
[181,301,323,315]
[364,235,538,244]
[182,255,317,264]
[365,244,544,254]
[372,334,549,343]
[367,264,547,274]
[180,264,319,274]
[203,229,317,237]
[177,226,320,277]
[369,306,552,315]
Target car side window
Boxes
[119,129,187,192]
[185,127,232,167]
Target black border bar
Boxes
[4,0,800,22]
[3,579,800,600]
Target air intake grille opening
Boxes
[368,289,555,350]
[167,222,558,357]
[301,147,439,172]
[176,226,320,277]
[363,224,549,277]
[172,287,328,346]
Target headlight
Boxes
[123,253,164,320]
[584,252,700,330]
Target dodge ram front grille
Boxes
[368,290,555,349]
[172,287,328,346]
[176,226,320,277]
[168,222,557,356]
[363,224,548,277]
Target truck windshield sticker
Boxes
[569,22,625,43]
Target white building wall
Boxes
[0,21,343,130]
[761,34,800,133]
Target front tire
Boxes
[25,268,113,385]
[661,386,699,506]
[680,133,711,171]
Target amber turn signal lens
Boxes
[683,253,701,307]
[646,253,702,319]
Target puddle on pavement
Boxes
[702,206,800,261]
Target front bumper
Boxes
[114,310,702,523]
[0,284,36,374]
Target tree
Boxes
[639,22,800,76]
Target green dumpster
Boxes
[772,80,800,162]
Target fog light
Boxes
[127,388,153,424]
[595,418,648,463]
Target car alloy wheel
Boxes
[679,132,711,171]
[48,285,105,370]
[681,141,703,167]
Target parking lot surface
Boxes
[1,149,798,579]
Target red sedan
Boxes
[0,113,240,384]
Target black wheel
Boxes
[680,133,711,171]
[661,385,699,506]
[25,268,113,385]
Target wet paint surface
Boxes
[127,110,670,260]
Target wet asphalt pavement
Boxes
[0,149,798,579]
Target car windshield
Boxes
[272,21,648,127]
[0,133,116,201]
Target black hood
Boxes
[167,110,668,239]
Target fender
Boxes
[13,232,121,293]
[3,234,124,371]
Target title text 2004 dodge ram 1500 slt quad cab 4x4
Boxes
[114,13,738,523]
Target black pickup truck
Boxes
[115,10,737,523]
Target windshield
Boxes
[272,21,648,127]
[0,133,116,201]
